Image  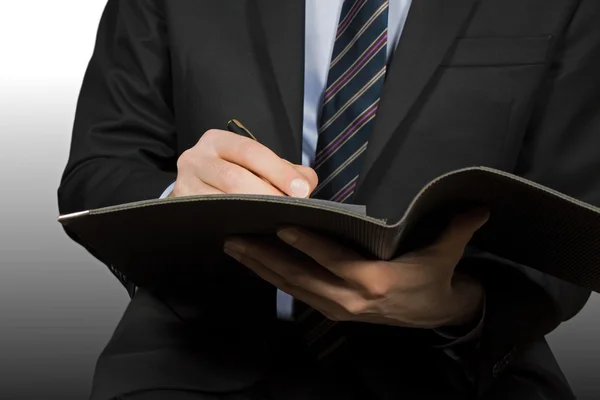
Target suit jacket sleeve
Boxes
[58,0,176,215]
[467,0,599,394]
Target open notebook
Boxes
[58,166,600,293]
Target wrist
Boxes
[445,274,485,328]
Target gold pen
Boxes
[226,119,257,141]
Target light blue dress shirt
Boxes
[160,0,483,349]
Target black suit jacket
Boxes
[58,0,600,398]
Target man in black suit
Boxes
[58,1,600,399]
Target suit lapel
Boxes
[356,0,479,194]
[255,0,306,164]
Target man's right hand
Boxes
[169,129,318,198]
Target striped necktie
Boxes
[297,0,389,362]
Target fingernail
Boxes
[290,178,310,198]
[224,248,242,262]
[224,241,245,255]
[277,228,299,244]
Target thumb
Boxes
[435,207,490,255]
[294,165,319,193]
[282,160,319,195]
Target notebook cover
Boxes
[58,167,600,293]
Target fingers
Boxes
[226,251,347,321]
[224,237,385,321]
[270,208,488,292]
[224,238,354,302]
[194,157,287,196]
[234,255,344,318]
[275,228,383,289]
[207,130,314,198]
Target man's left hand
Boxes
[223,208,489,330]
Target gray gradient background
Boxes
[0,1,598,399]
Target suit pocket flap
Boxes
[442,35,552,67]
